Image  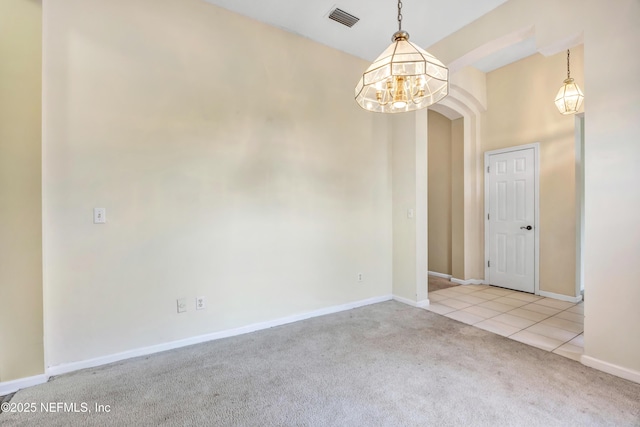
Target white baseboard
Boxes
[451,277,485,286]
[537,290,583,303]
[393,295,430,309]
[581,355,640,384]
[0,374,48,396]
[47,294,393,378]
[427,271,451,279]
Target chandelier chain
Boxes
[567,49,571,79]
[397,0,403,31]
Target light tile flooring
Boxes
[427,284,584,361]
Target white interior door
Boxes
[486,147,536,293]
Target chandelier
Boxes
[554,49,584,115]
[354,0,449,113]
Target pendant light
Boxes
[554,49,584,115]
[354,0,449,113]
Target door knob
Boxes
[520,225,533,230]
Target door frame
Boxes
[484,142,540,295]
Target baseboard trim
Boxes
[393,295,430,309]
[451,277,485,286]
[581,355,640,384]
[537,290,583,303]
[47,294,393,378]
[0,374,48,396]
[427,271,451,279]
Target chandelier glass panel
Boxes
[355,0,448,113]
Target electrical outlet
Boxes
[93,208,106,224]
[357,273,363,282]
[196,296,206,310]
[177,298,187,313]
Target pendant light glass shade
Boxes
[354,0,448,114]
[555,49,584,115]
[555,78,584,115]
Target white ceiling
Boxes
[203,0,513,65]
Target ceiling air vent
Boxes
[328,8,359,28]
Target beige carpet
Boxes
[2,301,639,426]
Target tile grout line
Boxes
[429,286,584,354]
[541,304,585,352]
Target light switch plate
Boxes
[93,208,106,224]
[177,298,187,313]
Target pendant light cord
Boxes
[397,0,403,31]
[567,49,571,79]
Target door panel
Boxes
[488,148,536,293]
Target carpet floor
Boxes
[2,301,639,426]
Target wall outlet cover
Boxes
[177,298,187,313]
[93,207,106,224]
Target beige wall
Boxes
[391,111,428,303]
[434,67,487,282]
[426,111,465,281]
[392,114,418,300]
[427,111,452,275]
[430,0,640,377]
[581,0,640,376]
[0,0,44,381]
[7,0,638,385]
[450,118,465,280]
[483,47,583,297]
[42,0,392,367]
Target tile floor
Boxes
[427,284,584,361]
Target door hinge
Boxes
[487,166,490,173]
[487,213,490,220]
[488,260,491,268]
